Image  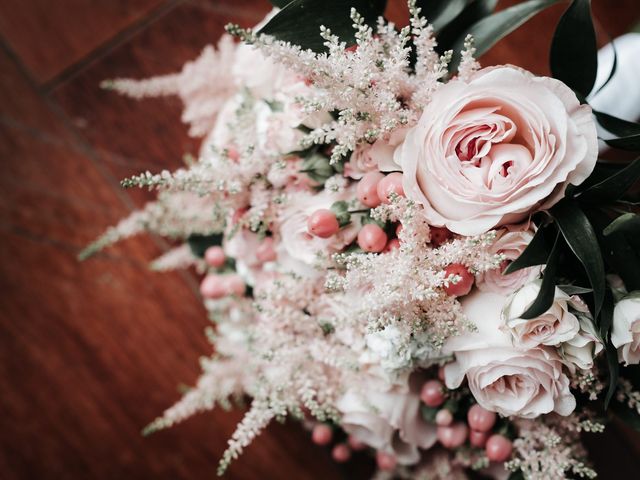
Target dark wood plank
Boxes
[0,0,167,84]
[2,1,640,479]
[52,0,271,207]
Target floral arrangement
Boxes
[82,0,640,478]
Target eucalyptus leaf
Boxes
[503,224,549,274]
[417,0,469,32]
[449,0,560,71]
[604,213,640,236]
[552,201,605,316]
[259,0,387,53]
[578,156,640,202]
[520,232,560,320]
[550,0,597,98]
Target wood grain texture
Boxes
[0,0,168,84]
[1,1,640,479]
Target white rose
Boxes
[476,222,540,295]
[502,281,580,349]
[337,374,437,465]
[611,293,640,365]
[398,66,598,235]
[444,290,576,418]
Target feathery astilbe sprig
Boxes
[226,3,452,165]
[150,244,204,272]
[505,415,600,480]
[103,35,237,137]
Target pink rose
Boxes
[398,66,598,235]
[611,293,640,365]
[336,374,437,465]
[444,290,576,418]
[278,187,358,266]
[502,281,580,349]
[476,222,540,295]
[344,144,378,179]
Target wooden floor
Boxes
[0,1,639,479]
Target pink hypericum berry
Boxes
[485,434,513,462]
[376,172,405,204]
[420,380,445,407]
[435,409,453,427]
[430,226,452,247]
[311,424,333,446]
[438,366,446,382]
[307,209,340,238]
[348,435,367,451]
[384,238,400,252]
[467,404,497,433]
[437,422,468,449]
[204,246,226,268]
[469,430,489,448]
[376,451,397,471]
[256,237,277,263]
[332,444,351,463]
[357,171,385,207]
[443,263,474,297]
[357,224,388,253]
[199,274,226,299]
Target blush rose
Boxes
[398,66,598,235]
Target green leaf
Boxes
[594,111,640,151]
[588,209,640,292]
[591,34,618,97]
[579,156,640,202]
[436,0,498,54]
[258,0,387,53]
[520,232,561,320]
[601,291,618,409]
[604,213,640,237]
[269,0,293,7]
[503,224,549,274]
[612,402,640,431]
[449,0,561,71]
[417,0,470,32]
[552,201,605,316]
[549,0,597,98]
[188,233,223,258]
[558,285,592,295]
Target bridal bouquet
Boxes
[83,0,640,478]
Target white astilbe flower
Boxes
[331,198,502,351]
[150,243,204,272]
[506,415,600,479]
[104,35,237,137]
[226,0,452,165]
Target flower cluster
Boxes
[84,1,640,478]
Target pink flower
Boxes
[476,222,540,295]
[611,293,640,365]
[336,374,437,465]
[344,144,378,179]
[502,281,580,349]
[278,188,358,266]
[444,290,576,418]
[398,66,598,235]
